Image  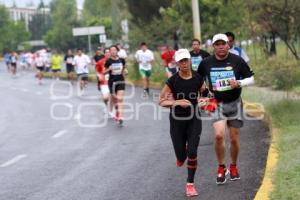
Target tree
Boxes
[125,0,183,48]
[199,0,248,39]
[44,0,82,51]
[0,6,12,52]
[82,0,112,18]
[247,0,300,60]
[125,0,172,25]
[0,5,30,53]
[82,0,113,44]
[8,21,31,49]
[125,0,249,49]
[82,0,128,42]
[28,0,52,40]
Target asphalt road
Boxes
[0,64,269,200]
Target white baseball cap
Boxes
[212,33,229,44]
[174,48,191,62]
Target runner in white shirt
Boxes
[225,32,249,63]
[135,42,154,96]
[74,48,91,91]
[34,53,45,85]
[41,48,52,72]
[117,43,128,60]
[25,51,33,69]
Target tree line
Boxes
[1,0,299,60]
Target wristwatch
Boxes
[237,81,242,88]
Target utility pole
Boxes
[191,0,201,41]
[111,0,118,42]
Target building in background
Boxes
[8,5,50,31]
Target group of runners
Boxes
[4,48,61,83]
[3,31,254,197]
[62,45,129,126]
[159,32,254,197]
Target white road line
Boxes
[52,130,68,139]
[0,154,27,168]
[22,89,29,92]
[36,91,43,95]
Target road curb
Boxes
[244,101,278,200]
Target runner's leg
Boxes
[169,115,188,164]
[229,127,240,165]
[213,120,226,165]
[186,115,202,183]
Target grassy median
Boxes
[243,87,300,200]
[268,100,300,200]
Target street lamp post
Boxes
[191,0,201,41]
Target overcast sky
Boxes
[0,0,84,9]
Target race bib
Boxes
[11,57,16,63]
[215,77,236,91]
[111,63,123,75]
[142,62,148,67]
[210,67,236,91]
[36,60,43,66]
[191,56,202,71]
[67,57,73,64]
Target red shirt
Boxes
[96,58,108,85]
[161,50,175,66]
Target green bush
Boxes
[150,52,166,85]
[252,56,300,90]
[126,55,140,81]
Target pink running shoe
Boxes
[186,183,198,197]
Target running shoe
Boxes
[108,111,114,119]
[117,118,123,127]
[229,164,241,181]
[114,112,120,121]
[186,183,198,197]
[216,166,229,185]
[142,89,148,97]
[176,159,184,167]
